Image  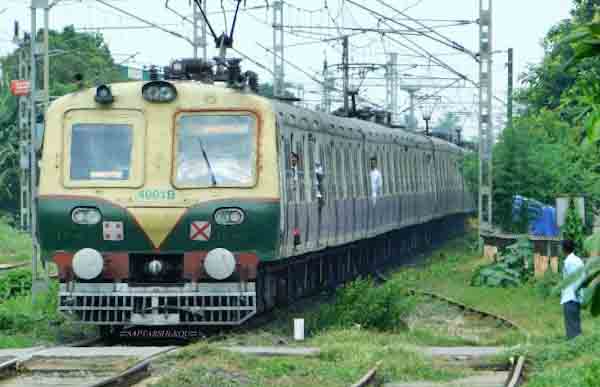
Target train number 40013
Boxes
[136,189,176,201]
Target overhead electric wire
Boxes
[255,41,384,108]
[400,78,463,113]
[345,0,477,60]
[375,0,475,54]
[96,0,193,44]
[165,0,194,24]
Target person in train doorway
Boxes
[289,152,299,191]
[561,239,585,340]
[369,157,382,206]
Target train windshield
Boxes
[175,114,257,188]
[70,123,133,181]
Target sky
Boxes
[0,0,573,138]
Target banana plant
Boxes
[562,15,600,143]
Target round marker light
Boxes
[72,207,102,225]
[204,248,236,280]
[142,81,177,103]
[159,85,176,101]
[72,248,104,280]
[214,208,245,225]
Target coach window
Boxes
[400,148,407,193]
[414,152,419,192]
[393,150,399,195]
[380,146,387,195]
[385,146,391,195]
[416,152,422,193]
[336,146,344,199]
[308,135,316,201]
[428,154,433,192]
[331,143,338,199]
[345,145,354,199]
[354,146,362,198]
[296,137,306,202]
[283,135,296,201]
[388,147,395,195]
[381,145,392,195]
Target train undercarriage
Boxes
[58,214,468,328]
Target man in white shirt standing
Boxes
[369,157,382,206]
[561,239,585,340]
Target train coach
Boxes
[37,60,475,332]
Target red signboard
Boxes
[10,80,30,97]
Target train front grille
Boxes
[58,283,256,325]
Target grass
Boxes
[391,234,565,341]
[148,232,525,387]
[387,231,600,387]
[150,330,470,387]
[0,217,32,265]
[0,282,96,348]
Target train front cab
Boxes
[37,82,281,327]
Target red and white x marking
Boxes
[190,221,211,241]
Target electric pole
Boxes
[385,53,399,125]
[478,0,494,235]
[342,35,349,114]
[321,57,333,113]
[43,6,49,110]
[15,33,32,232]
[401,85,420,131]
[507,48,513,128]
[272,1,285,97]
[192,0,208,60]
[30,0,47,297]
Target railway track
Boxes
[0,340,176,387]
[0,263,28,272]
[406,288,528,336]
[406,288,528,387]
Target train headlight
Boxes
[72,248,104,280]
[142,81,177,103]
[146,259,164,276]
[95,84,114,104]
[71,207,102,225]
[214,208,245,225]
[204,248,236,280]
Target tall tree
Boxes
[0,26,122,214]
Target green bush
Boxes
[0,268,31,301]
[583,360,600,387]
[535,270,562,299]
[471,237,534,287]
[309,278,415,332]
[0,281,62,332]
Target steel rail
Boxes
[0,338,175,386]
[351,361,381,387]
[89,358,152,387]
[506,356,526,387]
[407,288,528,337]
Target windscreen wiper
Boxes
[196,138,217,187]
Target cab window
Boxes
[175,114,257,188]
[70,123,132,181]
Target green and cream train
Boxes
[38,65,474,328]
